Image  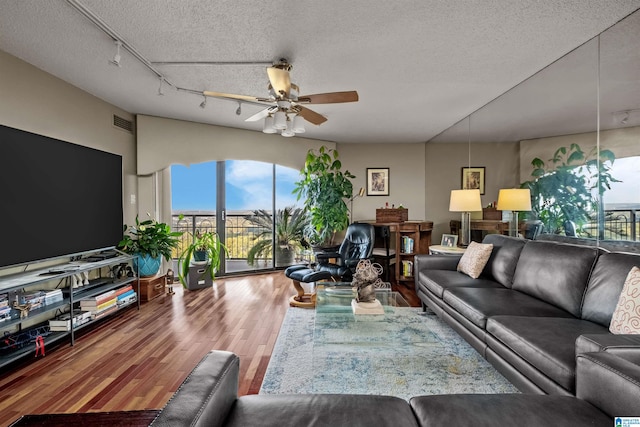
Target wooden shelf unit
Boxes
[367,221,433,286]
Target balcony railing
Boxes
[171,211,271,262]
[580,207,639,241]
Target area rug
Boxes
[260,307,519,401]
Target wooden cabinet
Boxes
[450,219,509,243]
[368,221,433,286]
[139,274,166,302]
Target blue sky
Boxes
[171,160,301,211]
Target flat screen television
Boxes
[0,124,123,268]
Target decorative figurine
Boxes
[351,259,385,303]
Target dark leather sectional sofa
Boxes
[414,234,640,395]
[149,349,639,426]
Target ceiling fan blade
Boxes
[267,67,291,98]
[245,106,277,122]
[297,91,359,104]
[203,91,271,103]
[298,106,327,125]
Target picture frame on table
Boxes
[461,166,485,195]
[366,168,389,196]
[441,234,458,248]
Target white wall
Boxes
[337,143,427,222]
[0,50,137,225]
[425,141,520,240]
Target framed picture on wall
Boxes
[367,168,389,196]
[461,167,485,195]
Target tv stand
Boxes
[0,250,139,370]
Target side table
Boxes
[429,245,466,255]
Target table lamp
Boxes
[449,189,482,246]
[496,188,532,237]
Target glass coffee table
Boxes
[311,283,443,395]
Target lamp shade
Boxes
[496,189,532,211]
[449,189,482,212]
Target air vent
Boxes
[113,114,134,133]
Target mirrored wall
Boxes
[431,9,640,246]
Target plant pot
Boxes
[193,250,208,264]
[134,253,162,277]
[275,246,295,268]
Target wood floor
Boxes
[0,271,420,427]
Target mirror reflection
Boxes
[430,9,639,248]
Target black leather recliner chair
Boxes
[284,223,375,307]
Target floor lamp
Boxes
[449,189,482,246]
[496,188,532,237]
[349,187,365,223]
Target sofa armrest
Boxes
[576,352,640,417]
[151,350,240,427]
[576,334,640,365]
[414,254,461,273]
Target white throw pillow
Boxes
[457,241,493,279]
[609,266,640,335]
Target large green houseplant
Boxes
[118,215,182,277]
[293,146,355,246]
[177,230,228,289]
[521,143,618,235]
[244,206,309,267]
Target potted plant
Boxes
[177,230,228,289]
[520,143,618,235]
[118,214,182,277]
[244,206,309,267]
[293,146,355,247]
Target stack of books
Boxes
[80,285,136,320]
[401,260,414,277]
[49,310,91,331]
[401,236,415,254]
[116,285,137,307]
[0,293,10,323]
[42,289,63,305]
[18,291,46,310]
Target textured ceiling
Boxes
[1,1,639,144]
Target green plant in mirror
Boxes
[178,230,228,288]
[118,214,182,261]
[244,206,309,267]
[292,146,355,246]
[520,143,619,235]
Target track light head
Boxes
[199,95,207,109]
[235,102,242,116]
[109,40,122,67]
[157,77,164,96]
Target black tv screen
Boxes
[0,124,123,268]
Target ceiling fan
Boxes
[202,59,358,136]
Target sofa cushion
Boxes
[443,288,574,330]
[609,266,640,334]
[582,252,640,326]
[457,241,493,278]
[225,394,419,427]
[419,269,504,299]
[487,316,608,391]
[481,234,527,288]
[410,394,610,427]
[512,241,600,317]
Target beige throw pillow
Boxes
[609,266,640,334]
[457,241,493,279]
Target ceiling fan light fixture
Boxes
[273,110,287,130]
[292,114,305,133]
[263,115,277,133]
[277,100,291,110]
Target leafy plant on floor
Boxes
[520,143,619,235]
[293,146,355,246]
[178,230,228,288]
[244,206,309,267]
